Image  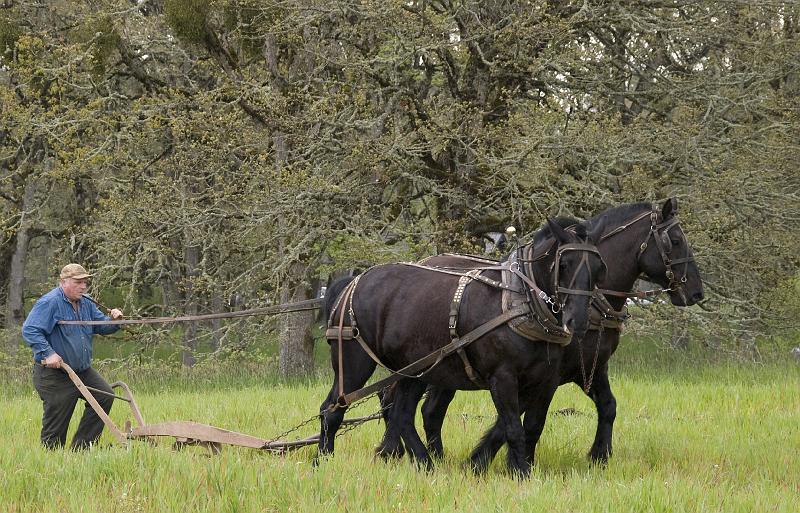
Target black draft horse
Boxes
[318,219,606,477]
[376,198,704,467]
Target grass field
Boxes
[1,342,798,513]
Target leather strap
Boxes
[336,305,530,407]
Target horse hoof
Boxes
[588,450,611,466]
[510,467,531,480]
[427,442,445,460]
[374,440,406,460]
[416,458,435,473]
[467,456,490,475]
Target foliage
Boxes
[1,0,799,361]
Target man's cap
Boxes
[60,263,93,280]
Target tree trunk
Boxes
[5,180,37,353]
[210,294,222,351]
[278,262,315,378]
[181,243,200,367]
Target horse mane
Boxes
[586,202,651,231]
[530,216,585,244]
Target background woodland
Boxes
[2,0,799,374]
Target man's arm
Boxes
[89,301,123,335]
[22,298,59,365]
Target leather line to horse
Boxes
[57,298,325,325]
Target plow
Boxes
[56,359,384,455]
[53,297,386,455]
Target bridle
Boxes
[550,243,605,313]
[519,238,605,315]
[598,206,696,302]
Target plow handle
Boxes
[40,360,129,444]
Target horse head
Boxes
[532,218,606,340]
[637,198,704,306]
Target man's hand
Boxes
[43,353,63,369]
[109,308,123,320]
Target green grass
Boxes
[1,342,798,512]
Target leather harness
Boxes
[324,205,696,406]
[325,236,602,403]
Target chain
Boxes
[578,321,603,394]
[265,388,389,447]
[265,411,322,446]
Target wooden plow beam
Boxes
[57,362,379,455]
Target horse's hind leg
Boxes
[388,378,433,471]
[469,416,507,475]
[421,386,456,459]
[375,383,406,459]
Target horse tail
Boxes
[323,275,356,326]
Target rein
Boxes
[57,298,324,325]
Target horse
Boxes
[375,198,704,468]
[318,219,607,477]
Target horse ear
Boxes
[547,218,571,244]
[662,197,678,219]
[588,216,606,245]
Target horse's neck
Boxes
[598,208,651,310]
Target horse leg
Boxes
[586,366,615,464]
[421,386,456,459]
[374,383,406,459]
[468,416,507,475]
[387,378,433,470]
[316,342,377,461]
[520,384,558,469]
[471,373,528,478]
[317,385,341,459]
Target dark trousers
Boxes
[32,365,114,450]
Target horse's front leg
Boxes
[586,366,615,464]
[421,386,456,459]
[520,384,558,469]
[472,372,528,478]
[316,342,377,462]
[468,416,507,474]
[317,386,345,459]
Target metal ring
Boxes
[509,261,520,272]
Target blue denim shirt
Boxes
[22,287,120,372]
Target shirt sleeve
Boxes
[22,297,59,359]
[89,301,121,335]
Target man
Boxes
[22,263,124,450]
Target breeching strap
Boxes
[335,305,529,408]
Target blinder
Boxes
[551,242,606,311]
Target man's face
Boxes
[60,277,89,301]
